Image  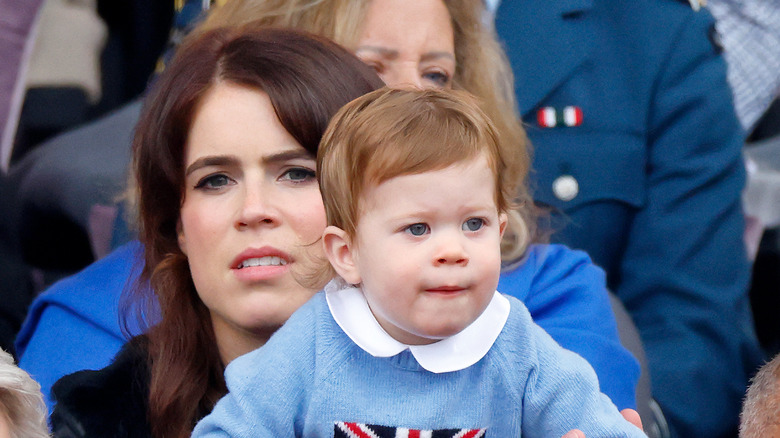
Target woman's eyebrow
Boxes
[184,155,239,176]
[262,150,314,165]
[356,45,454,63]
[421,51,455,63]
[184,150,312,176]
[355,45,399,60]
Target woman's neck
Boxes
[211,317,274,365]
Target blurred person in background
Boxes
[0,0,44,358]
[490,0,763,435]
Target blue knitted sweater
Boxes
[193,292,646,437]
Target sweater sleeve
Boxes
[499,244,640,410]
[518,313,647,437]
[192,297,321,437]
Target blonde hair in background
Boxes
[201,0,368,46]
[0,350,49,438]
[204,0,522,152]
[318,87,530,264]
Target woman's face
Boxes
[178,82,326,363]
[356,0,455,89]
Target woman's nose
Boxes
[235,185,279,229]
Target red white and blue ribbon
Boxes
[536,106,583,128]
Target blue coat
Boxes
[495,1,763,437]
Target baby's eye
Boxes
[462,218,484,232]
[194,174,232,190]
[405,223,430,236]
[280,168,316,183]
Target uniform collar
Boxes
[324,279,510,373]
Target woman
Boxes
[20,0,638,426]
[49,27,384,437]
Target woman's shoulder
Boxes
[499,244,604,293]
[50,336,152,437]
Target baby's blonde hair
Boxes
[318,87,530,263]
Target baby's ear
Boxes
[322,226,362,285]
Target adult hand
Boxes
[560,408,643,437]
[620,408,643,429]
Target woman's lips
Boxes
[231,247,292,282]
[236,256,287,268]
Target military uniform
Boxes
[495,0,763,437]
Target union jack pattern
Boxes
[334,422,486,438]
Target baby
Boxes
[193,88,646,437]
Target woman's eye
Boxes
[367,62,384,75]
[422,71,451,88]
[463,218,484,232]
[194,174,232,190]
[281,168,316,183]
[405,223,430,236]
[359,58,384,75]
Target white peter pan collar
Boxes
[324,279,510,373]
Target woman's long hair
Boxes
[126,26,382,438]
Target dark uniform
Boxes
[495,0,763,436]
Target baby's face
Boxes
[350,156,506,345]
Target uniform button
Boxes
[553,175,579,201]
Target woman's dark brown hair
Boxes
[126,26,382,438]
